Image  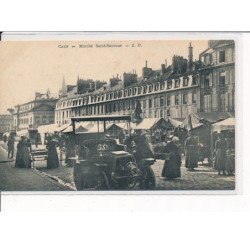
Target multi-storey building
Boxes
[13,91,57,131]
[0,114,13,138]
[199,40,235,112]
[55,41,235,126]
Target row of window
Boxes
[202,70,234,89]
[19,116,54,125]
[57,76,199,110]
[0,120,12,125]
[0,126,11,132]
[56,93,197,122]
[202,50,227,66]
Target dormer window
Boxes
[183,77,189,87]
[167,80,172,89]
[160,83,165,90]
[174,79,180,88]
[148,85,152,93]
[138,87,142,95]
[204,54,211,65]
[154,83,159,91]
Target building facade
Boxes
[13,92,57,131]
[0,114,13,137]
[55,41,235,126]
[199,40,235,112]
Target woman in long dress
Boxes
[162,136,181,180]
[185,132,198,171]
[46,138,59,169]
[15,137,31,168]
[214,134,228,175]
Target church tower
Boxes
[59,75,67,96]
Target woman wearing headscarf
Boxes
[46,136,59,169]
[162,136,181,180]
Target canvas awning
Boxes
[54,123,71,132]
[38,124,60,134]
[16,130,29,137]
[62,121,95,133]
[181,112,234,131]
[212,118,235,132]
[168,118,185,128]
[134,118,168,130]
[106,122,136,131]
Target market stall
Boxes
[38,124,60,144]
[212,118,235,133]
[211,118,235,174]
[181,112,235,164]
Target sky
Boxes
[0,40,208,113]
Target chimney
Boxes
[188,42,193,70]
[145,60,147,68]
[161,64,166,74]
[35,92,41,99]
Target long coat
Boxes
[162,141,181,179]
[15,140,31,168]
[46,140,59,169]
[185,136,198,169]
[214,138,228,171]
[134,134,154,167]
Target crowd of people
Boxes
[2,126,234,178]
[122,128,234,181]
[3,134,60,169]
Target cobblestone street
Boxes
[152,160,235,190]
[0,140,235,191]
[35,158,235,191]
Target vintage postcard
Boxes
[0,32,238,193]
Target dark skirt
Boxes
[47,148,59,169]
[214,149,226,171]
[162,158,181,179]
[15,147,31,168]
[185,149,198,169]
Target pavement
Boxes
[0,140,235,191]
[0,142,72,191]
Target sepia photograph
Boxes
[0,36,236,192]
